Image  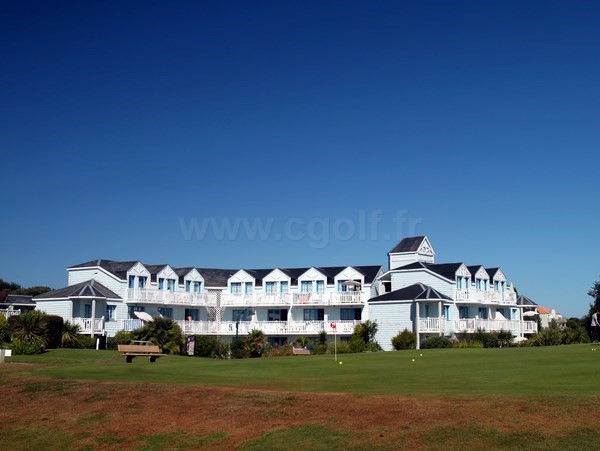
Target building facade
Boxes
[32,236,538,349]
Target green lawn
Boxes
[9,344,600,396]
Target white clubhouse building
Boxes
[29,236,538,350]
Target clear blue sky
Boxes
[1,1,599,318]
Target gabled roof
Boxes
[487,268,501,280]
[467,265,488,278]
[369,283,452,303]
[391,261,465,281]
[34,280,121,300]
[426,263,465,280]
[388,236,427,254]
[68,259,139,280]
[517,295,537,306]
[68,260,383,288]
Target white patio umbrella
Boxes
[134,311,154,322]
[522,311,538,317]
[341,280,361,287]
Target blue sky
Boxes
[1,1,599,318]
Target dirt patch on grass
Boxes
[1,372,598,450]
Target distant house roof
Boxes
[537,306,552,314]
[369,283,452,303]
[388,236,427,254]
[517,295,537,306]
[34,280,121,301]
[0,294,35,307]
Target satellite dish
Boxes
[134,311,154,322]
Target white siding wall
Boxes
[36,300,73,318]
[68,268,127,298]
[369,302,414,351]
[390,270,454,298]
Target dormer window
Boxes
[138,277,147,289]
[231,282,241,294]
[265,281,275,294]
[244,282,253,294]
[129,276,135,289]
[316,280,325,293]
[193,281,202,293]
[476,278,481,290]
[159,278,164,290]
[280,281,289,293]
[186,281,191,292]
[494,281,499,291]
[301,281,313,292]
[456,277,462,289]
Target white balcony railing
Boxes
[220,292,365,307]
[419,317,444,333]
[454,319,530,334]
[0,309,21,318]
[127,289,217,306]
[456,290,517,305]
[175,320,361,336]
[72,317,105,334]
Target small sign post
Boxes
[330,322,337,362]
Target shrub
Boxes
[10,337,45,355]
[193,335,221,358]
[312,343,328,355]
[349,336,366,353]
[294,336,312,348]
[0,313,9,345]
[108,330,133,349]
[391,329,416,350]
[44,315,64,348]
[421,335,453,349]
[230,338,247,359]
[329,341,352,354]
[77,335,97,349]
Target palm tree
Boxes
[60,321,81,348]
[243,329,267,358]
[10,310,47,346]
[132,317,185,354]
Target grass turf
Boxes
[8,343,600,396]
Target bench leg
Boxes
[125,355,134,363]
[149,356,158,363]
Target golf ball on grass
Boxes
[339,361,343,365]
[412,359,415,362]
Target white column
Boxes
[439,301,443,336]
[415,301,420,350]
[90,299,96,338]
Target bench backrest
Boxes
[118,344,162,353]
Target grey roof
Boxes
[369,283,452,303]
[392,261,465,281]
[388,236,426,254]
[69,259,139,280]
[487,268,501,280]
[34,280,122,300]
[517,295,538,306]
[467,265,486,278]
[1,294,35,306]
[68,259,383,288]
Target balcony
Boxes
[456,290,517,305]
[419,317,444,333]
[175,319,361,336]
[0,309,21,318]
[454,318,535,334]
[127,289,217,306]
[220,292,365,307]
[71,317,105,335]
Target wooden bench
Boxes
[118,344,165,363]
[292,347,310,356]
